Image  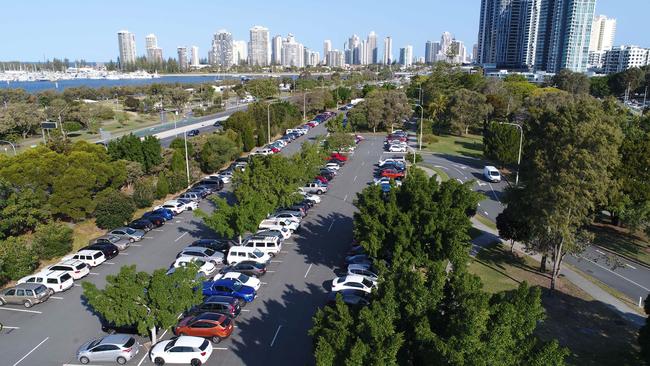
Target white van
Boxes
[483,166,502,183]
[67,249,106,268]
[243,236,282,257]
[251,148,273,156]
[259,218,299,232]
[226,246,271,265]
[17,270,74,293]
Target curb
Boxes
[593,244,650,270]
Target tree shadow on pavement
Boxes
[293,211,354,271]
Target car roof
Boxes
[342,274,366,283]
[173,335,206,347]
[57,259,85,266]
[183,246,210,253]
[193,312,224,322]
[100,334,132,345]
[485,165,498,171]
[348,264,373,271]
[76,249,100,255]
[14,283,47,290]
[111,227,130,231]
[204,295,237,303]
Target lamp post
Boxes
[496,122,523,186]
[414,104,424,151]
[0,140,17,155]
[266,100,280,145]
[183,130,191,189]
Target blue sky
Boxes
[1,0,647,62]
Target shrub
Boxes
[32,222,73,260]
[423,134,439,144]
[0,236,38,282]
[63,121,83,132]
[155,173,170,199]
[133,178,155,208]
[407,153,423,164]
[94,188,136,229]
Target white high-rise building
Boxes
[190,46,199,66]
[117,30,137,67]
[360,40,368,65]
[440,32,453,55]
[177,47,188,70]
[233,40,247,65]
[272,35,283,65]
[323,40,332,63]
[145,34,163,63]
[327,50,345,68]
[249,25,270,66]
[399,45,413,67]
[348,34,361,64]
[210,30,234,67]
[304,49,321,66]
[589,15,616,52]
[603,45,650,74]
[383,36,393,64]
[367,31,378,64]
[281,33,304,68]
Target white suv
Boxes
[66,249,106,268]
[46,259,90,280]
[17,270,74,293]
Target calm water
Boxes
[0,75,260,93]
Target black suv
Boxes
[185,296,241,318]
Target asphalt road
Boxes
[406,131,650,306]
[0,119,386,366]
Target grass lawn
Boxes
[423,133,483,158]
[475,214,497,231]
[588,221,650,266]
[420,163,450,182]
[468,243,641,366]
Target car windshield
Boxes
[199,339,210,351]
[34,285,47,295]
[125,228,135,234]
[164,339,177,352]
[204,248,215,256]
[252,249,264,258]
[238,273,250,282]
[362,278,374,288]
[231,281,242,291]
[88,339,101,349]
[490,171,500,176]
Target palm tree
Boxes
[427,93,448,133]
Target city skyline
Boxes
[0,0,647,62]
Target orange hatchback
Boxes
[173,312,234,343]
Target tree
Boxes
[82,264,202,344]
[427,93,448,124]
[32,222,73,260]
[447,89,493,135]
[198,135,240,173]
[245,78,278,99]
[0,185,50,239]
[123,96,140,111]
[325,132,355,152]
[0,102,45,139]
[590,76,611,98]
[241,125,255,152]
[94,188,136,229]
[155,172,170,199]
[133,178,155,208]
[552,70,590,95]
[483,122,520,167]
[364,89,412,132]
[640,294,650,365]
[0,236,38,283]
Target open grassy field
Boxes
[423,133,483,158]
[468,242,641,366]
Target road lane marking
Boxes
[0,307,42,314]
[174,232,187,242]
[625,263,637,270]
[344,194,348,202]
[353,175,357,182]
[120,253,129,255]
[361,161,365,167]
[266,270,276,273]
[328,220,335,232]
[483,211,489,216]
[74,284,82,287]
[304,263,313,278]
[153,229,164,232]
[13,336,48,366]
[595,249,606,255]
[50,296,64,300]
[105,262,116,265]
[270,325,283,347]
[175,220,182,223]
[456,178,463,183]
[89,272,100,275]
[576,254,650,291]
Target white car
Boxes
[216,271,261,291]
[64,249,106,268]
[483,165,502,183]
[274,140,287,148]
[388,144,407,152]
[331,274,377,294]
[374,177,403,187]
[17,270,74,293]
[150,336,212,365]
[177,199,199,211]
[378,157,406,167]
[256,228,291,240]
[325,162,340,171]
[177,247,225,265]
[217,171,233,183]
[300,192,321,204]
[269,212,302,224]
[155,200,185,215]
[259,218,299,232]
[172,257,217,277]
[45,259,90,280]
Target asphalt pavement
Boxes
[0,119,387,366]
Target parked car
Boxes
[327,153,348,161]
[108,227,145,242]
[226,246,271,266]
[300,191,322,204]
[347,264,379,281]
[149,336,212,366]
[259,218,299,232]
[188,186,211,198]
[179,192,201,202]
[327,289,370,307]
[177,198,199,211]
[17,270,74,293]
[314,175,329,184]
[381,169,405,179]
[189,239,235,254]
[137,215,165,227]
[82,242,119,260]
[325,162,340,171]
[185,296,241,319]
[216,272,261,291]
[144,208,174,221]
[198,179,224,192]
[331,274,377,294]
[45,259,90,280]
[0,283,51,307]
[100,318,139,335]
[128,218,154,232]
[202,279,256,303]
[155,200,187,215]
[187,129,200,137]
[217,170,233,183]
[268,211,302,223]
[173,312,234,344]
[219,261,267,277]
[171,257,217,277]
[66,249,106,268]
[76,334,139,365]
[483,165,502,183]
[177,247,225,265]
[301,182,327,195]
[388,144,407,152]
[92,235,131,251]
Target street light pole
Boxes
[267,100,279,145]
[183,130,191,189]
[415,104,424,151]
[496,122,523,186]
[0,140,17,155]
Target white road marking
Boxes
[120,253,129,255]
[361,161,365,167]
[143,236,155,239]
[434,165,449,170]
[2,326,20,329]
[12,336,48,366]
[0,307,42,314]
[261,282,268,285]
[344,194,348,202]
[50,296,64,300]
[625,263,637,270]
[270,260,283,263]
[214,347,229,350]
[73,284,82,287]
[483,211,489,216]
[456,178,463,183]
[576,254,650,291]
[153,229,164,232]
[136,353,148,366]
[595,249,606,255]
[477,203,481,207]
[328,220,335,232]
[487,182,501,203]
[105,262,116,265]
[266,270,276,273]
[130,244,142,247]
[477,182,487,187]
[175,220,182,223]
[89,272,99,276]
[353,175,357,182]
[241,309,251,312]
[174,232,187,242]
[270,325,283,347]
[304,263,313,278]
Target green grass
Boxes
[475,214,497,231]
[421,163,450,182]
[423,133,483,158]
[588,222,650,266]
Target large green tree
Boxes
[447,89,493,135]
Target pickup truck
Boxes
[258,218,299,232]
[301,182,327,195]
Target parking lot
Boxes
[0,120,388,366]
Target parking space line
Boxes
[261,282,268,285]
[0,307,42,314]
[143,236,155,239]
[89,272,100,276]
[327,220,335,232]
[130,244,142,247]
[12,336,48,366]
[266,270,276,273]
[343,194,348,202]
[304,263,313,278]
[120,252,129,255]
[241,309,251,312]
[353,175,357,182]
[2,326,20,329]
[270,325,283,347]
[174,232,187,242]
[50,296,64,300]
[153,229,164,232]
[214,347,229,350]
[270,260,283,263]
[136,353,148,366]
[105,262,116,265]
[73,284,82,287]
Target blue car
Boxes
[144,208,174,221]
[202,279,256,303]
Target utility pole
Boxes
[184,130,191,189]
[303,91,307,120]
[496,122,523,186]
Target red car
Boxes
[307,121,318,128]
[386,135,407,142]
[315,176,329,184]
[270,147,280,153]
[173,312,234,343]
[381,169,405,179]
[327,153,348,161]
